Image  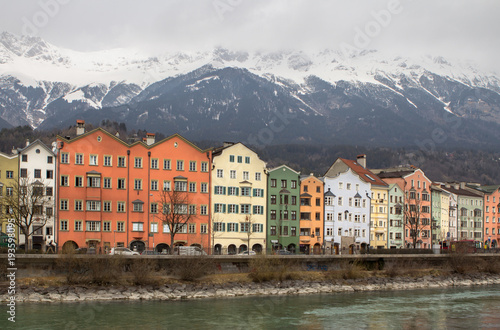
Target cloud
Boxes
[0,0,499,70]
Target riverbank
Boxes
[4,273,500,304]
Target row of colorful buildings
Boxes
[1,121,498,254]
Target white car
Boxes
[109,247,140,255]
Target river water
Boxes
[4,285,500,329]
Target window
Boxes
[117,178,126,189]
[164,159,171,170]
[253,205,264,214]
[200,224,208,234]
[60,199,68,210]
[228,223,238,232]
[201,162,208,172]
[338,197,343,206]
[270,210,276,220]
[215,186,226,195]
[74,200,83,211]
[271,195,276,204]
[281,180,287,188]
[134,157,142,168]
[243,171,249,180]
[117,202,125,213]
[134,179,142,190]
[20,168,27,178]
[117,156,126,167]
[87,176,100,188]
[176,160,184,171]
[34,169,41,178]
[189,161,196,171]
[214,203,225,213]
[46,170,53,179]
[151,180,158,191]
[103,178,111,189]
[228,187,239,196]
[316,198,321,206]
[75,220,82,232]
[148,158,158,170]
[189,223,196,233]
[189,182,196,192]
[133,202,143,212]
[217,169,223,178]
[89,155,98,166]
[174,180,187,192]
[271,179,277,187]
[75,176,83,187]
[201,183,208,193]
[291,196,297,205]
[150,203,158,213]
[86,201,101,211]
[255,173,261,181]
[46,187,53,196]
[21,154,28,162]
[61,153,69,164]
[230,155,235,162]
[200,205,208,215]
[117,222,125,232]
[86,221,100,231]
[103,222,111,232]
[253,188,264,197]
[270,226,277,236]
[228,204,239,214]
[241,204,251,214]
[214,222,225,232]
[189,205,196,215]
[237,156,242,163]
[132,222,144,231]
[104,155,112,166]
[253,224,264,233]
[75,154,83,165]
[163,181,171,191]
[245,156,250,164]
[241,187,251,196]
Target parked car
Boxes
[276,249,293,255]
[237,250,256,256]
[109,247,139,255]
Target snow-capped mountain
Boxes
[1,32,500,147]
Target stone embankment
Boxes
[4,274,500,303]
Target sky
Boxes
[1,0,499,70]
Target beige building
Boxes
[0,151,19,242]
[211,143,267,254]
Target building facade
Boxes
[0,151,19,242]
[267,165,300,253]
[211,142,267,254]
[299,174,324,254]
[470,184,499,248]
[18,140,56,252]
[57,122,212,253]
[387,183,404,248]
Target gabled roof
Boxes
[57,127,211,153]
[300,192,312,198]
[324,189,335,197]
[440,184,483,198]
[338,158,388,187]
[267,164,300,175]
[212,142,261,158]
[470,185,500,195]
[354,192,362,198]
[19,139,55,156]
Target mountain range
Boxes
[1,31,500,148]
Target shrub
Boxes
[249,256,293,283]
[170,257,213,281]
[129,258,159,285]
[57,255,124,285]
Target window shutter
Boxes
[235,187,239,196]
[235,223,238,232]
[235,205,239,213]
[222,223,225,231]
[253,189,257,197]
[223,186,226,195]
[222,204,226,213]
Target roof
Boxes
[324,189,335,197]
[19,139,55,156]
[339,158,388,187]
[300,192,312,198]
[471,185,500,194]
[267,164,301,175]
[440,184,483,198]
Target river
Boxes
[4,285,500,329]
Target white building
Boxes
[323,157,380,253]
[18,140,56,252]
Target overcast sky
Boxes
[1,0,499,70]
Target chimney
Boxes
[460,182,466,189]
[146,133,155,146]
[223,142,235,148]
[25,139,30,147]
[76,120,85,136]
[357,154,366,168]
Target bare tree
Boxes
[403,188,426,248]
[1,177,51,252]
[243,214,256,254]
[155,187,193,254]
[210,213,223,255]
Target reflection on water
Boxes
[4,285,500,329]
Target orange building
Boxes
[472,185,500,248]
[299,174,324,254]
[373,166,433,249]
[56,121,211,253]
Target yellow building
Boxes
[370,185,390,248]
[211,143,267,254]
[0,151,19,242]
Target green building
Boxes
[387,183,404,248]
[267,165,300,253]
